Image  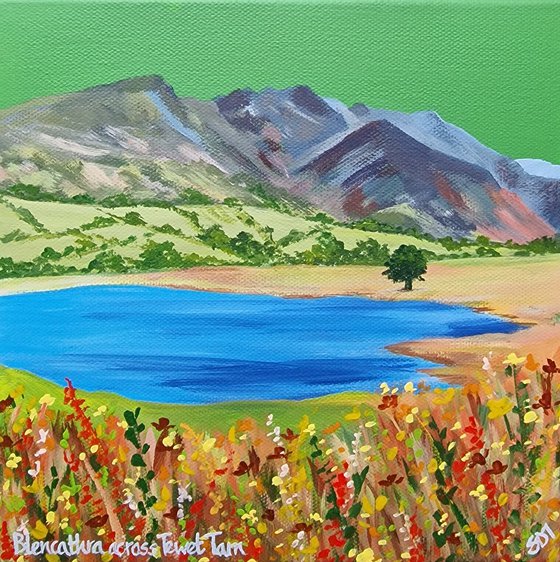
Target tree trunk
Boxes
[404,278,413,291]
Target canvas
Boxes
[1,1,560,561]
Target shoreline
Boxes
[1,256,559,386]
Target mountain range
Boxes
[0,75,558,243]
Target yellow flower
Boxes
[6,453,22,469]
[345,408,361,421]
[477,533,489,546]
[503,353,526,367]
[404,382,415,393]
[524,411,539,424]
[375,495,388,511]
[487,397,514,419]
[39,393,55,406]
[433,388,455,405]
[356,548,375,562]
[387,447,398,461]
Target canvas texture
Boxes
[0,2,559,561]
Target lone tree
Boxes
[382,244,428,291]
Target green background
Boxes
[1,1,559,162]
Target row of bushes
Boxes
[0,231,397,279]
[1,182,291,211]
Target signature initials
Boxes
[526,522,556,556]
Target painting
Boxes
[1,1,560,561]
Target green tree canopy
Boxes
[382,244,428,291]
[138,241,183,270]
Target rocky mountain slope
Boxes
[1,75,558,242]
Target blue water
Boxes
[0,286,521,404]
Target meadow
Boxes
[1,351,560,561]
[0,194,451,274]
[4,188,552,283]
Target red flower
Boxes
[244,539,263,559]
[262,509,275,521]
[543,359,559,375]
[1,521,14,560]
[468,451,487,469]
[328,533,345,547]
[281,428,299,441]
[464,417,484,450]
[189,498,205,515]
[379,473,404,486]
[484,460,507,476]
[267,446,288,460]
[85,514,109,528]
[451,460,467,483]
[486,505,499,519]
[0,395,15,413]
[379,395,398,410]
[151,417,172,431]
[490,520,507,541]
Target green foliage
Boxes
[41,247,63,261]
[153,223,183,236]
[99,193,137,208]
[510,236,560,256]
[179,187,214,205]
[382,244,428,291]
[246,182,296,214]
[75,237,98,256]
[0,255,77,279]
[0,229,29,243]
[293,232,389,266]
[174,208,201,230]
[309,212,337,225]
[277,229,306,248]
[476,246,501,257]
[350,239,390,265]
[87,251,128,273]
[123,211,146,226]
[13,206,45,231]
[70,193,96,205]
[223,197,241,208]
[4,184,94,205]
[198,225,232,252]
[351,217,437,242]
[81,216,118,230]
[0,257,18,278]
[439,236,474,251]
[295,231,349,265]
[229,231,276,265]
[138,241,184,270]
[4,183,60,202]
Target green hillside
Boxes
[0,189,557,280]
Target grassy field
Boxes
[0,195,461,267]
[0,365,377,432]
[2,347,560,561]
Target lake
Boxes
[0,285,521,404]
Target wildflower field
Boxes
[1,352,560,562]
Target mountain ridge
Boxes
[0,75,558,243]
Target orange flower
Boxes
[525,353,539,372]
